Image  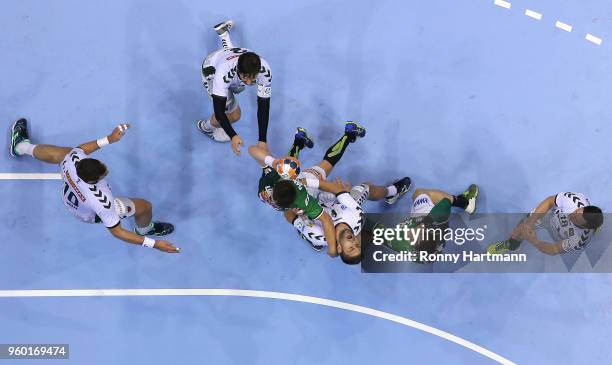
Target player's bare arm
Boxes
[108,225,179,253]
[78,123,130,155]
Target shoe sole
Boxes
[213,20,234,35]
[385,178,413,205]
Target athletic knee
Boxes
[133,198,152,215]
[229,107,241,122]
[412,189,426,199]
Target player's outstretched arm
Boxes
[524,195,556,226]
[79,124,130,155]
[319,212,338,257]
[108,224,180,253]
[248,144,273,167]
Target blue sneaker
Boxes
[385,176,412,204]
[10,118,30,157]
[295,127,314,149]
[345,121,366,143]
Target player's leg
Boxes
[288,127,314,159]
[487,218,525,254]
[355,178,411,204]
[413,185,479,214]
[10,118,71,164]
[213,20,234,50]
[198,93,241,142]
[120,197,174,236]
[317,121,366,177]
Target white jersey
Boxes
[60,148,120,228]
[203,47,272,98]
[293,186,368,250]
[543,192,594,252]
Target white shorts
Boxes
[298,166,333,202]
[202,51,242,114]
[298,166,369,208]
[113,197,136,219]
[411,194,435,215]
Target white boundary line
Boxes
[0,288,517,365]
[586,33,603,45]
[524,9,542,20]
[555,21,573,33]
[0,173,61,180]
[494,0,511,10]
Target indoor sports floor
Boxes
[1,1,612,364]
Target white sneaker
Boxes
[213,20,234,35]
[211,127,230,142]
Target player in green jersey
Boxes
[250,122,411,264]
[366,186,479,263]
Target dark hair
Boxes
[272,180,297,208]
[237,52,261,76]
[583,206,603,229]
[340,251,362,265]
[76,158,107,183]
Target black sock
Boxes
[288,137,305,158]
[507,238,522,251]
[323,135,350,167]
[452,195,469,210]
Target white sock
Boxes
[386,185,397,197]
[136,222,154,235]
[219,32,234,49]
[264,156,275,166]
[16,141,36,156]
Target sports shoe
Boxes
[135,221,175,237]
[295,127,314,149]
[385,176,412,205]
[487,241,511,255]
[460,184,479,214]
[197,119,214,134]
[10,118,30,157]
[345,121,366,143]
[197,120,231,142]
[213,20,234,35]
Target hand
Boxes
[332,178,351,192]
[154,240,180,253]
[231,135,244,155]
[289,207,304,215]
[108,123,130,143]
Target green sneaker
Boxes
[10,118,30,157]
[487,241,510,254]
[461,184,479,214]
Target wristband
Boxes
[264,156,275,167]
[142,237,155,248]
[305,178,319,189]
[96,137,110,148]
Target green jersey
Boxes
[258,166,324,220]
[375,198,452,253]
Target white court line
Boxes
[0,288,516,365]
[524,9,542,20]
[0,173,61,180]
[494,0,511,10]
[585,33,603,45]
[555,21,573,33]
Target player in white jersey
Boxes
[488,192,603,255]
[249,123,412,265]
[9,118,179,253]
[196,20,273,156]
